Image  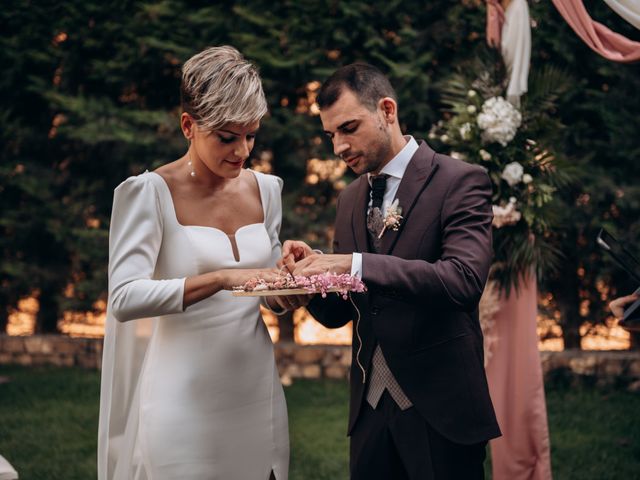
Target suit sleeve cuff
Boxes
[351,253,363,279]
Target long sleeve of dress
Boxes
[257,173,284,312]
[263,173,284,267]
[108,175,185,322]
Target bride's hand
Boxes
[218,268,281,290]
[270,293,313,312]
[184,268,281,308]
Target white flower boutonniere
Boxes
[378,198,403,239]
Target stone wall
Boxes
[1,335,640,388]
[275,343,352,385]
[0,335,102,369]
[540,350,640,389]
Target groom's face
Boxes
[320,89,393,176]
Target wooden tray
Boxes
[232,287,345,297]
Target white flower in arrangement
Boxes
[440,134,450,143]
[522,173,533,184]
[467,105,477,114]
[492,197,522,228]
[476,96,522,146]
[501,161,524,186]
[479,149,492,161]
[459,122,472,139]
[468,90,477,98]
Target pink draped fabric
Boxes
[486,0,506,47]
[552,0,640,62]
[485,275,553,480]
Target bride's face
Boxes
[190,119,260,179]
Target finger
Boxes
[302,243,314,258]
[279,295,298,311]
[272,296,291,312]
[291,255,313,275]
[277,255,291,270]
[294,294,312,307]
[282,240,296,258]
[293,245,306,262]
[289,240,306,261]
[292,294,309,308]
[284,254,297,273]
[292,241,314,261]
[262,270,280,284]
[296,265,323,277]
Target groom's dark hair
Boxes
[317,63,398,112]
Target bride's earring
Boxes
[187,142,195,178]
[187,155,195,178]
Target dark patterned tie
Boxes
[366,175,388,245]
[371,175,387,211]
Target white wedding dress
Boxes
[98,170,289,480]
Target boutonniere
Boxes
[378,198,403,238]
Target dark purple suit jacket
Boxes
[308,141,501,445]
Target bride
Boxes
[98,46,299,480]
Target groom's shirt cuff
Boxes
[351,253,363,279]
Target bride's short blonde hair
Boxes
[180,46,267,131]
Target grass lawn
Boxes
[0,365,639,479]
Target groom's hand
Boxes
[279,240,315,272]
[292,254,352,276]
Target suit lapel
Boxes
[380,141,439,255]
[350,175,370,252]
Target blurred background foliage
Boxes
[1,0,639,348]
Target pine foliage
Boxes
[0,0,638,345]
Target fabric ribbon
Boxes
[552,0,640,63]
[486,0,506,48]
[501,0,531,106]
[485,0,531,106]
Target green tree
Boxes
[1,0,638,349]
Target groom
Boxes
[282,63,501,479]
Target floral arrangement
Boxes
[429,62,573,293]
[234,272,367,299]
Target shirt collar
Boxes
[367,135,418,185]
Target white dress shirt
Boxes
[350,136,419,277]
